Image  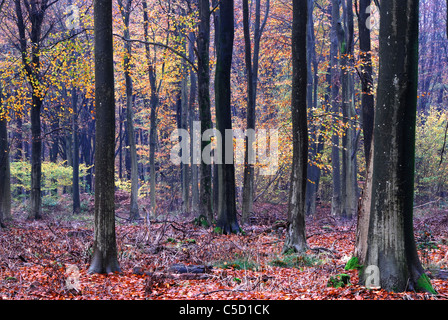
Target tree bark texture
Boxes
[361,0,435,293]
[88,0,121,274]
[283,0,308,254]
[215,0,240,234]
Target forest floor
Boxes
[1,192,448,300]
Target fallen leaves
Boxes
[1,206,448,300]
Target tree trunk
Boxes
[358,0,374,164]
[354,0,375,265]
[29,96,42,219]
[189,32,199,215]
[197,0,213,223]
[180,65,190,215]
[305,0,319,216]
[339,0,357,220]
[14,0,47,220]
[72,88,80,214]
[241,0,255,224]
[119,0,140,220]
[0,83,11,226]
[330,0,341,216]
[142,0,159,217]
[283,0,308,254]
[88,0,120,274]
[241,0,269,224]
[215,0,240,234]
[361,0,435,293]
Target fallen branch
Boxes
[194,288,250,297]
[427,268,448,280]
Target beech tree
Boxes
[197,0,213,223]
[283,0,308,254]
[241,0,270,224]
[0,82,11,227]
[13,0,55,220]
[215,0,239,234]
[118,0,140,221]
[88,0,120,274]
[359,0,436,293]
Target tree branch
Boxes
[113,33,198,73]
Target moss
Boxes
[344,257,363,271]
[327,274,351,288]
[416,273,437,295]
[269,253,321,269]
[193,215,209,228]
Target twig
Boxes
[414,200,440,209]
[113,33,198,73]
[194,288,250,297]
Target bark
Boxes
[180,65,190,214]
[358,0,374,164]
[330,0,341,216]
[197,0,213,223]
[241,0,270,224]
[354,0,374,265]
[119,0,139,220]
[304,0,318,216]
[14,111,23,161]
[283,0,308,254]
[215,0,240,234]
[361,0,435,293]
[72,88,80,214]
[0,84,11,225]
[241,0,255,224]
[14,0,48,220]
[142,0,159,217]
[88,0,120,274]
[340,0,357,219]
[188,32,199,214]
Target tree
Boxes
[88,0,120,274]
[330,0,342,217]
[283,0,308,254]
[354,0,374,265]
[241,0,270,224]
[0,82,11,227]
[359,0,435,293]
[142,0,160,218]
[197,0,213,223]
[13,0,55,220]
[340,0,358,219]
[118,0,140,221]
[72,87,81,214]
[215,0,239,234]
[357,0,374,164]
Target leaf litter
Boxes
[1,203,448,300]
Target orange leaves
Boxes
[2,203,448,300]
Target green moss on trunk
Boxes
[344,257,362,270]
[416,273,437,294]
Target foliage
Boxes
[415,107,448,203]
[10,161,91,195]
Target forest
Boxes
[1,0,448,302]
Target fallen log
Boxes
[427,268,448,280]
[138,264,214,294]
